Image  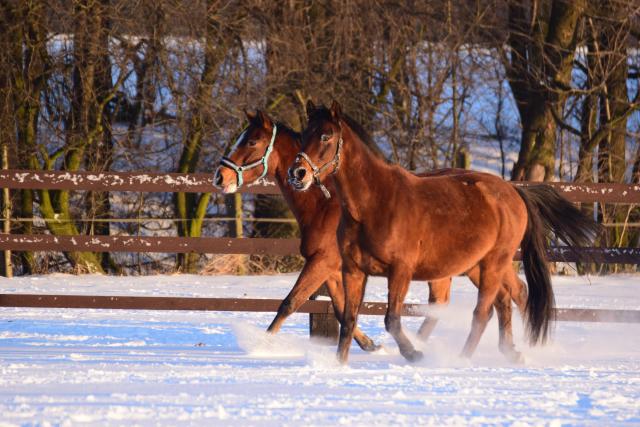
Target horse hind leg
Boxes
[417,278,452,342]
[506,267,527,318]
[469,266,523,363]
[460,261,504,359]
[386,266,422,362]
[493,283,524,364]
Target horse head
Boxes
[288,100,344,198]
[214,109,279,193]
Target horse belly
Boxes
[411,258,476,281]
[413,234,493,280]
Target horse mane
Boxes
[307,105,386,160]
[274,121,300,139]
[272,120,300,149]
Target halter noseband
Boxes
[218,124,277,188]
[295,125,343,199]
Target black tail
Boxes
[520,185,601,250]
[514,185,600,345]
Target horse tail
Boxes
[514,185,600,345]
[520,185,601,249]
[514,186,555,345]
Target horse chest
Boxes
[299,217,340,259]
[338,223,390,275]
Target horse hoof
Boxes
[404,350,424,363]
[505,351,525,365]
[500,345,525,364]
[336,354,349,365]
[358,340,383,352]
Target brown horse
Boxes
[289,101,598,364]
[214,110,470,351]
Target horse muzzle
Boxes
[287,165,312,191]
[214,166,239,194]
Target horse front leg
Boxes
[267,256,326,334]
[324,276,380,352]
[417,278,452,342]
[337,266,367,364]
[387,266,422,362]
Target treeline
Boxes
[0,0,638,274]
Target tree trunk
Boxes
[6,1,106,273]
[2,2,37,274]
[595,0,631,271]
[575,37,598,275]
[0,11,16,275]
[174,0,231,273]
[507,0,585,181]
[84,0,115,273]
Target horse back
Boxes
[351,169,526,278]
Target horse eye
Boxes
[248,139,257,147]
[320,134,331,143]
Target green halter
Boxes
[219,124,277,188]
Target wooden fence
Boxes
[0,170,639,333]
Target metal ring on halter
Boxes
[295,128,343,199]
[217,124,277,189]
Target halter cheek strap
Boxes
[295,134,343,199]
[218,124,277,188]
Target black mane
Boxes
[275,120,301,141]
[306,105,385,160]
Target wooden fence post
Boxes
[234,192,247,275]
[1,144,11,278]
[309,284,340,343]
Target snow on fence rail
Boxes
[0,169,280,194]
[0,235,301,256]
[0,170,639,327]
[1,169,640,202]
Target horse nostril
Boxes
[288,167,296,179]
[214,171,223,187]
[294,167,306,181]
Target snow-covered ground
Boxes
[1,273,639,426]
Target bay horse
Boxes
[288,101,598,364]
[214,110,478,351]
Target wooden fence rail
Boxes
[0,234,638,263]
[1,294,639,323]
[1,169,640,202]
[0,170,278,195]
[0,235,301,256]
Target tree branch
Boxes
[550,106,581,137]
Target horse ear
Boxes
[306,99,316,116]
[244,108,257,122]
[257,110,273,128]
[330,100,342,120]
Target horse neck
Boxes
[333,127,390,221]
[272,131,327,226]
